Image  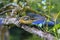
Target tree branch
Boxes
[2,18,55,40]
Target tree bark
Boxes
[21,25,54,40]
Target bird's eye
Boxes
[24,17,30,20]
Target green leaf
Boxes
[53,24,60,32]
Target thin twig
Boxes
[0,9,12,15]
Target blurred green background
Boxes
[0,0,60,40]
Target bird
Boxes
[19,13,55,27]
